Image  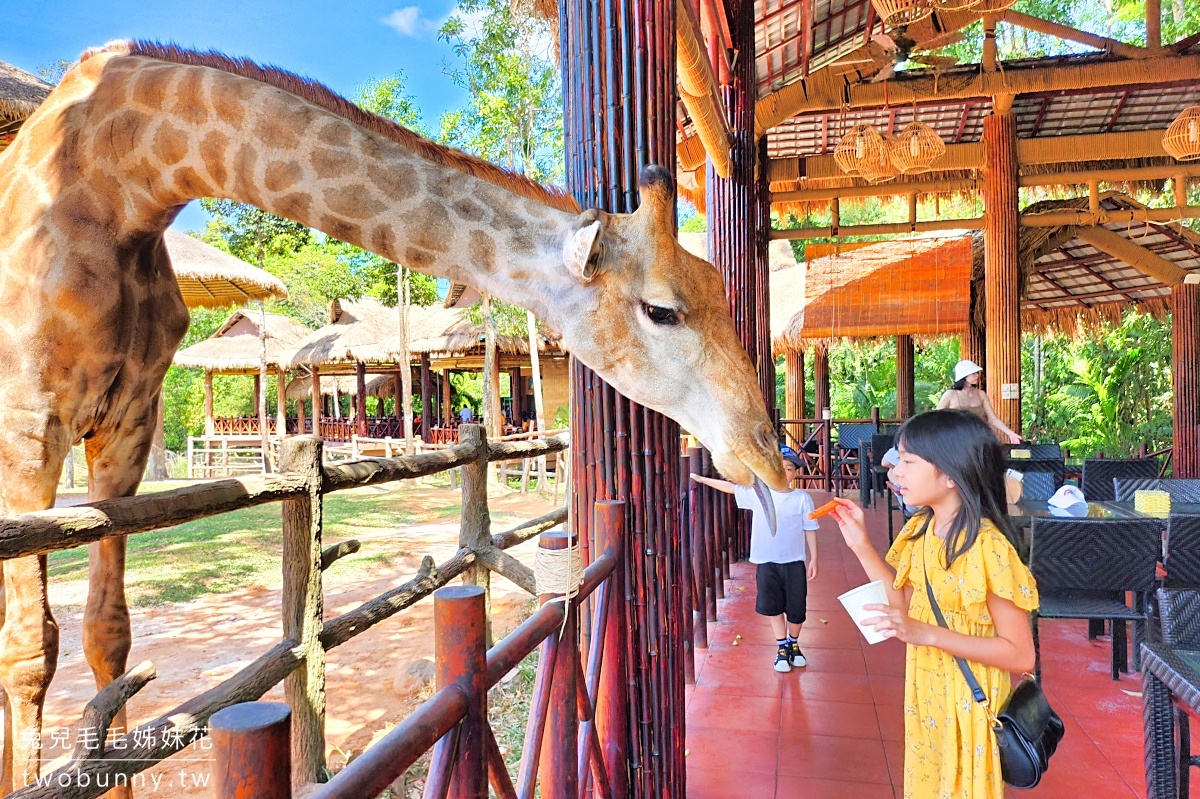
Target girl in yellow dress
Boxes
[827,409,1038,799]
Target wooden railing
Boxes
[2,425,572,799]
[210,502,625,799]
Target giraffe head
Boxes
[554,166,787,495]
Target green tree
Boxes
[438,0,564,183]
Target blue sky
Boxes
[2,1,480,231]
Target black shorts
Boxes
[755,561,808,624]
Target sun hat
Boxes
[954,359,983,382]
[780,445,804,468]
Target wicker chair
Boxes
[1114,477,1166,502]
[1030,517,1161,681]
[1006,457,1065,492]
[1161,479,1200,503]
[1081,457,1161,501]
[1019,471,1057,501]
[1166,515,1200,589]
[1157,588,1200,796]
[833,423,877,493]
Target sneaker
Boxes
[789,641,807,668]
[773,644,792,673]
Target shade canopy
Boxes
[166,230,289,309]
[773,234,974,351]
[174,310,313,372]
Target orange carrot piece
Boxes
[808,500,840,520]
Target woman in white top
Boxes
[936,359,1021,444]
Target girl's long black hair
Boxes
[899,409,1016,567]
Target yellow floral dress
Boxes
[885,514,1039,799]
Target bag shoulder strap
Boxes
[920,517,988,706]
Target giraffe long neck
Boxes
[37,52,581,323]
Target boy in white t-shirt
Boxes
[690,446,819,672]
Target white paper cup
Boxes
[838,580,890,645]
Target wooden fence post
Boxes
[593,501,629,799]
[537,530,579,799]
[457,424,493,645]
[278,436,326,787]
[211,702,292,799]
[434,585,488,799]
[678,455,695,685]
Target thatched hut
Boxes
[0,58,50,151]
[174,310,311,437]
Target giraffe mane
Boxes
[85,40,582,214]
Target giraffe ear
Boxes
[563,220,603,283]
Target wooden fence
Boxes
[2,424,569,799]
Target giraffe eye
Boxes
[643,304,680,326]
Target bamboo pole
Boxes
[204,370,215,437]
[354,362,368,439]
[982,109,1022,434]
[276,370,288,437]
[1173,280,1200,477]
[310,366,322,437]
[1072,225,1188,285]
[896,335,915,419]
[1146,0,1161,49]
[398,267,415,455]
[784,350,805,429]
[420,353,433,443]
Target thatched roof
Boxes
[773,234,974,352]
[173,310,313,371]
[166,230,289,309]
[285,372,393,400]
[409,302,560,356]
[0,58,50,121]
[972,193,1200,334]
[286,298,405,367]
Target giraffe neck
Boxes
[32,52,582,323]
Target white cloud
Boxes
[381,7,438,37]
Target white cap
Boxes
[954,359,983,382]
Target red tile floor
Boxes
[684,490,1181,799]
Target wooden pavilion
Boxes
[173,308,312,436]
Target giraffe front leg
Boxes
[82,536,131,784]
[0,555,59,795]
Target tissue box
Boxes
[1134,489,1171,515]
[1010,448,1031,459]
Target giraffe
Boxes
[0,41,785,794]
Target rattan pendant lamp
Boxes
[870,0,932,28]
[834,123,892,178]
[1164,107,1200,162]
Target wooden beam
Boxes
[1022,204,1200,226]
[1071,225,1188,285]
[772,178,980,203]
[770,218,984,239]
[998,10,1150,60]
[756,51,1200,131]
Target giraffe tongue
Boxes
[753,477,778,536]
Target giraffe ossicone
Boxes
[0,40,783,794]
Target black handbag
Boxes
[921,529,1065,789]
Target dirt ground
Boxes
[35,482,561,797]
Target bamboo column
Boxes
[1172,281,1200,477]
[204,370,215,437]
[896,335,915,419]
[420,354,433,443]
[755,135,775,410]
[813,346,830,418]
[706,0,768,409]
[962,318,986,367]
[310,366,322,436]
[559,0,681,792]
[982,102,1022,435]
[784,350,805,422]
[442,369,453,425]
[276,370,288,436]
[355,362,368,438]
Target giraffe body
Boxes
[0,41,783,793]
